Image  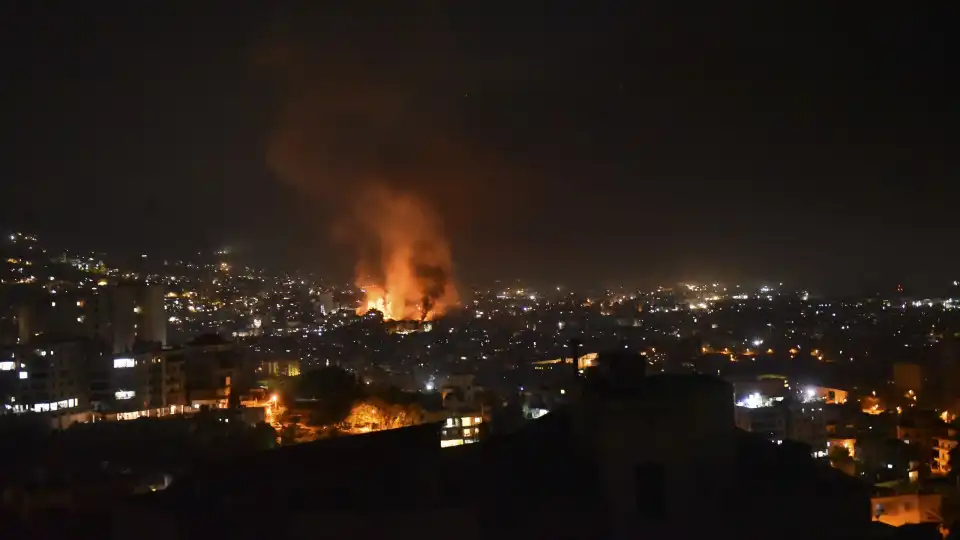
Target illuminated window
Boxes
[462,416,473,427]
[463,428,472,437]
[440,439,465,448]
[0,361,15,371]
[113,358,135,368]
[445,418,455,428]
[115,390,135,400]
[18,371,27,379]
[474,417,481,424]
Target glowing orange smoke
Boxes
[354,185,458,321]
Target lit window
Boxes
[475,417,481,423]
[113,358,135,368]
[18,371,27,379]
[0,361,14,371]
[440,439,465,448]
[462,417,473,427]
[115,390,135,400]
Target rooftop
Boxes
[144,370,871,539]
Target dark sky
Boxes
[0,2,952,292]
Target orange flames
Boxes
[258,37,459,322]
[354,185,458,321]
[359,283,450,322]
[360,286,396,320]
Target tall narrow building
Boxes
[140,285,167,347]
[113,284,138,354]
[112,283,167,354]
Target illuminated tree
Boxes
[344,401,384,430]
[294,366,364,426]
[342,398,424,432]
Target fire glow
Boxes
[353,186,457,321]
[358,283,450,322]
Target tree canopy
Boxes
[292,366,365,426]
[291,367,432,429]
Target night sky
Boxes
[0,2,951,292]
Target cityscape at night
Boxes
[0,1,951,539]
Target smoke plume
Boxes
[258,8,464,319]
[350,184,457,320]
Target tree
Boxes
[828,445,857,476]
[342,398,424,432]
[828,445,852,463]
[293,366,364,426]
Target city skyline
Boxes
[2,4,957,537]
[0,2,951,292]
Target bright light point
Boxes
[736,393,765,409]
[425,382,435,391]
[270,394,278,402]
[751,338,763,347]
[806,387,815,397]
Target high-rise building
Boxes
[112,284,138,353]
[183,334,249,409]
[16,304,35,344]
[139,285,167,347]
[12,283,166,355]
[2,338,106,429]
[316,291,336,316]
[111,283,167,354]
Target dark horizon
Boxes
[0,2,951,292]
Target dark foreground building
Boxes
[112,351,873,539]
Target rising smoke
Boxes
[350,184,457,320]
[258,8,462,320]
